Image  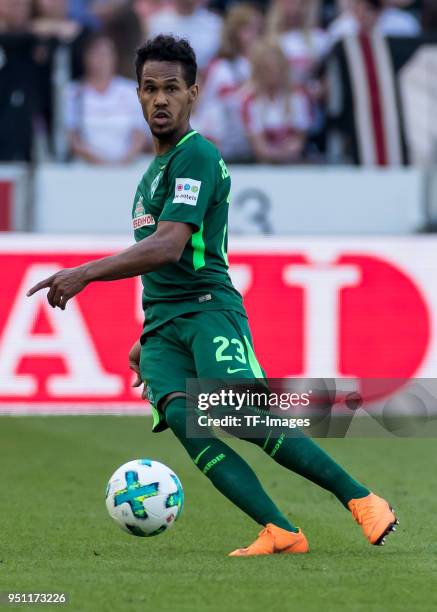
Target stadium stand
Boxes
[1,0,435,166]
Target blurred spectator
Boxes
[67,1,131,29]
[85,0,130,22]
[68,0,100,29]
[32,0,83,40]
[385,0,422,18]
[133,0,172,24]
[147,0,223,72]
[321,0,341,26]
[328,0,421,45]
[201,3,263,104]
[0,40,43,161]
[0,0,49,161]
[64,34,148,164]
[266,0,327,156]
[242,38,311,163]
[31,0,92,78]
[0,0,31,31]
[422,0,437,31]
[267,0,329,86]
[194,3,262,160]
[104,4,143,79]
[400,39,437,165]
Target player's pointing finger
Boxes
[26,276,53,297]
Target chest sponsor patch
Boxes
[133,214,155,230]
[173,178,201,206]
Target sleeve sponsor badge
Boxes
[173,178,201,206]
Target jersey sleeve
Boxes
[158,147,217,231]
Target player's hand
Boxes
[129,340,148,400]
[26,267,88,310]
[129,339,143,389]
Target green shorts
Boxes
[139,310,265,432]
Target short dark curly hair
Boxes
[135,35,197,87]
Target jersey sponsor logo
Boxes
[133,214,155,229]
[150,171,163,199]
[173,178,201,206]
[146,385,155,405]
[133,194,155,228]
[134,195,145,217]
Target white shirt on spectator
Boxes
[194,86,253,161]
[279,29,330,84]
[65,76,147,162]
[243,90,311,144]
[379,8,422,36]
[148,8,223,70]
[200,56,251,104]
[328,7,421,46]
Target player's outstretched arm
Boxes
[26,221,193,310]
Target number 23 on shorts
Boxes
[213,335,257,375]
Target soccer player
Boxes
[27,34,398,556]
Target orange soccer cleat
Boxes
[229,523,309,557]
[348,492,399,546]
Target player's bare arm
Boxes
[26,221,193,309]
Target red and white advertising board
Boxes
[0,236,436,413]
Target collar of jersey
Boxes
[156,129,197,158]
[176,129,197,147]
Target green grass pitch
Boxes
[1,416,436,612]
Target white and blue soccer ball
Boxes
[105,459,184,537]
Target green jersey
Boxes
[132,130,246,336]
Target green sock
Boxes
[216,403,370,508]
[261,432,370,507]
[215,404,370,508]
[165,398,298,532]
